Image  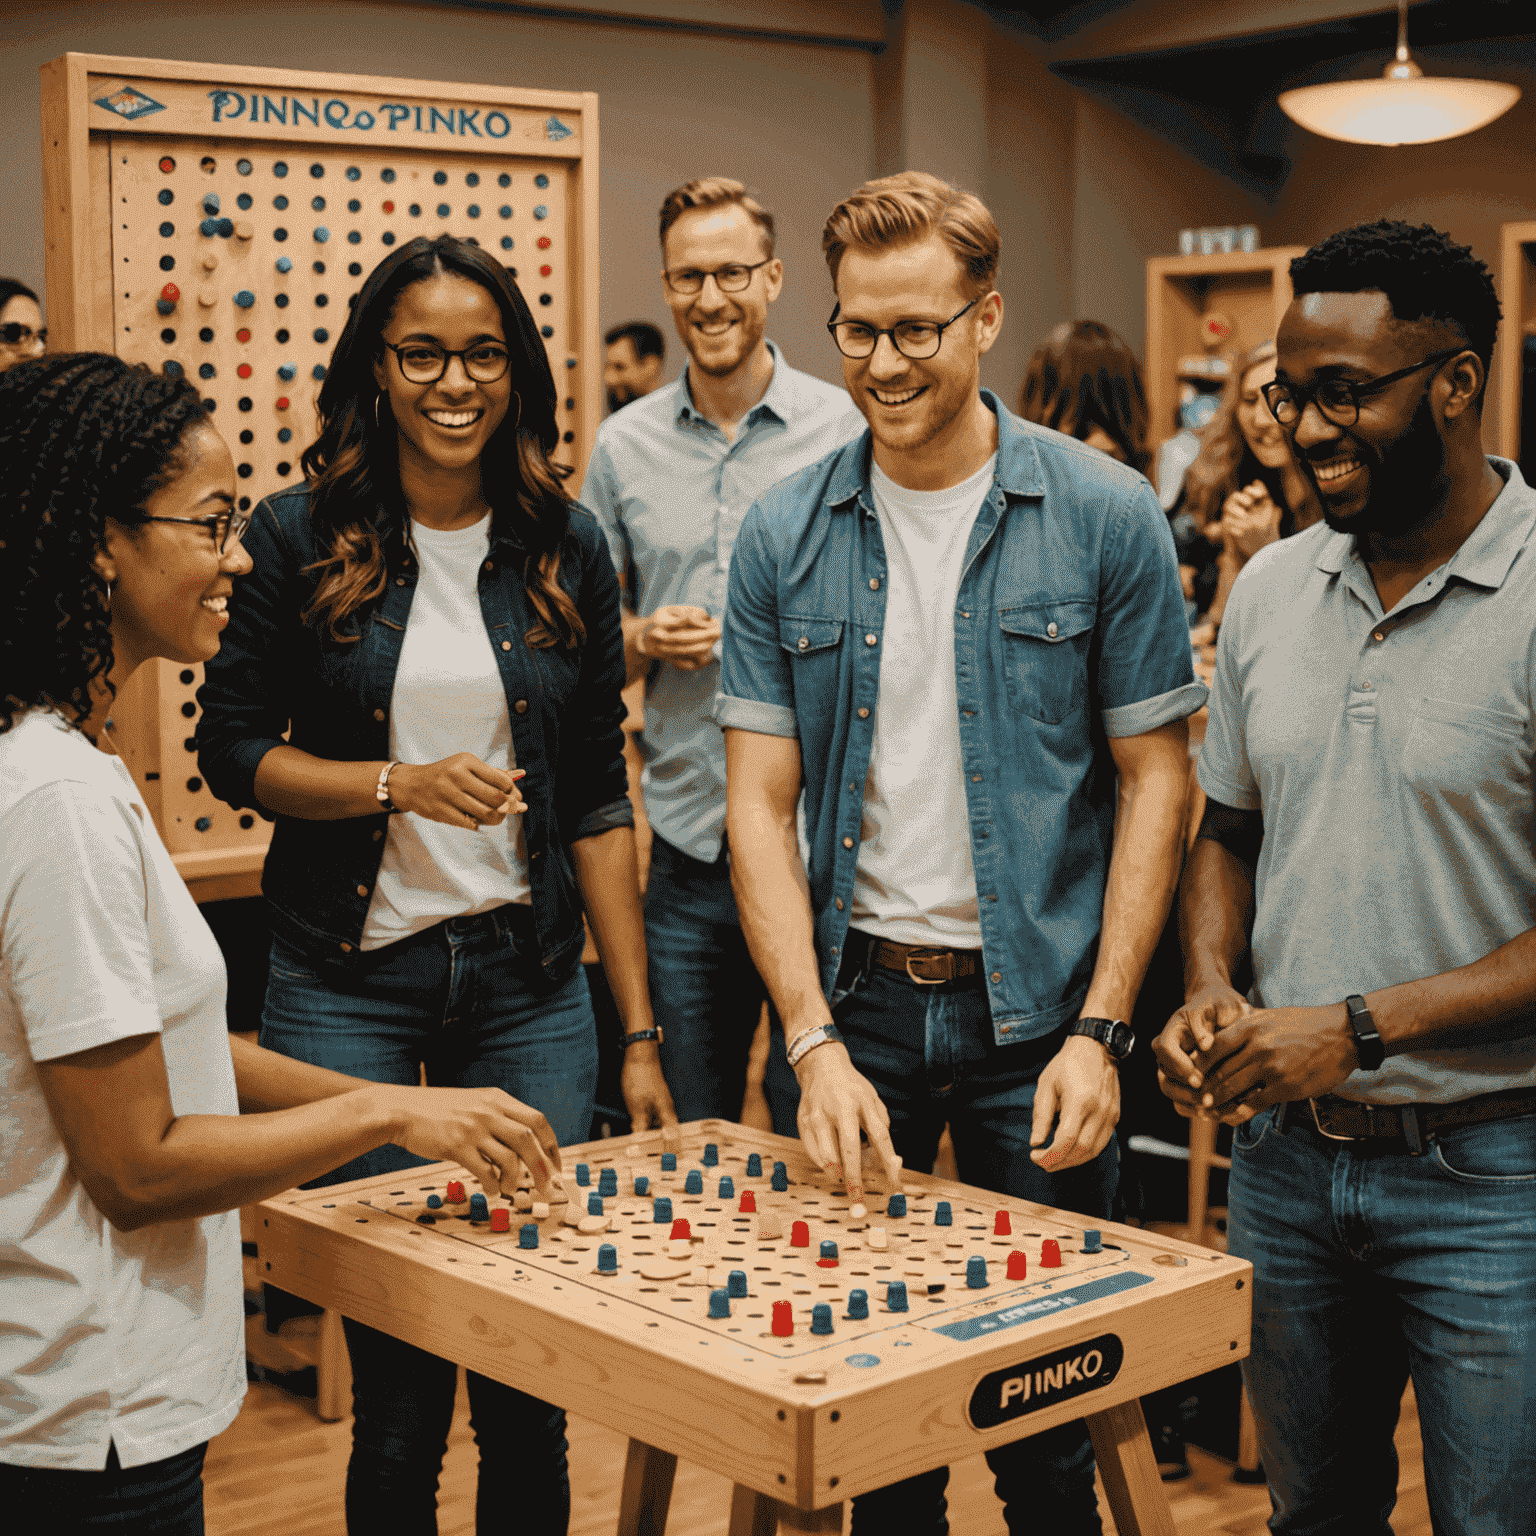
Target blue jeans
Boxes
[0,1441,206,1533]
[644,834,772,1122]
[770,949,1119,1536]
[261,904,598,1536]
[1228,1106,1536,1536]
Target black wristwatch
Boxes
[1343,995,1384,1071]
[619,1028,664,1050]
[1067,1017,1135,1062]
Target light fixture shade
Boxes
[1279,77,1520,146]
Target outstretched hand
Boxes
[379,1084,564,1201]
[793,1042,904,1206]
[1030,1035,1120,1171]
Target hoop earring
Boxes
[509,391,521,433]
[105,581,113,607]
[374,391,388,430]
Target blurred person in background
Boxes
[0,281,45,373]
[1018,319,1151,474]
[604,321,665,413]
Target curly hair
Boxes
[1017,320,1150,474]
[1178,341,1289,529]
[1289,221,1501,404]
[0,353,209,736]
[299,234,583,650]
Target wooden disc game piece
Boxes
[755,1210,783,1242]
[577,1214,611,1234]
[637,1258,692,1282]
[530,1201,550,1220]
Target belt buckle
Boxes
[1309,1097,1363,1142]
[904,948,953,985]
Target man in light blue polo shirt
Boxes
[1156,221,1536,1534]
[580,177,863,1123]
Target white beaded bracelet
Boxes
[787,1023,842,1069]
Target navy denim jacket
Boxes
[197,485,633,981]
[715,392,1206,1044]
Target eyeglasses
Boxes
[141,510,251,554]
[826,298,979,361]
[382,339,512,385]
[1260,347,1465,430]
[0,323,46,348]
[662,259,773,296]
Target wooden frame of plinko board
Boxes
[39,53,600,903]
[1497,220,1536,463]
[1144,246,1306,456]
[258,1118,1250,1535]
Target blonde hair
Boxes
[658,178,775,257]
[822,172,999,295]
[1181,340,1279,527]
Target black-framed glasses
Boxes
[662,258,773,296]
[827,297,979,361]
[0,322,46,348]
[382,339,512,385]
[141,510,250,554]
[1261,347,1465,430]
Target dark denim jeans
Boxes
[768,950,1119,1536]
[260,904,598,1536]
[1229,1106,1536,1536]
[0,1441,207,1533]
[643,834,773,1122]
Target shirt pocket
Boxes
[778,616,845,708]
[1399,696,1530,802]
[998,598,1095,725]
[779,616,845,658]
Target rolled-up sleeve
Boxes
[714,502,798,739]
[197,497,295,817]
[1096,480,1209,738]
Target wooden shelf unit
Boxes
[1497,220,1536,463]
[1144,247,1307,453]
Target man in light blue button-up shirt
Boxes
[580,178,863,1123]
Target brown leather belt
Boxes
[1299,1087,1536,1152]
[867,936,984,986]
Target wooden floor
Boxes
[204,1374,1431,1534]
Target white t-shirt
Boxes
[852,455,996,947]
[363,514,531,950]
[0,710,244,1470]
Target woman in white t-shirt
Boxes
[0,353,567,1533]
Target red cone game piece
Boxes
[790,1220,810,1247]
[160,282,180,304]
[739,1190,757,1213]
[670,1218,691,1241]
[994,1210,1011,1237]
[490,1207,510,1233]
[771,1300,794,1336]
[1007,1251,1028,1281]
[446,1181,465,1203]
[1041,1239,1061,1267]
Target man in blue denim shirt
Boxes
[716,174,1203,1535]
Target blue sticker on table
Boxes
[933,1271,1152,1343]
[545,117,573,140]
[845,1354,880,1368]
[94,84,166,121]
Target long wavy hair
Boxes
[299,235,582,649]
[1017,320,1150,475]
[0,353,209,736]
[1179,340,1291,530]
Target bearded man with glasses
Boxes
[716,172,1203,1535]
[579,178,863,1129]
[1155,220,1536,1534]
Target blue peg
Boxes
[708,1289,731,1319]
[886,1280,909,1311]
[847,1288,870,1320]
[810,1303,834,1335]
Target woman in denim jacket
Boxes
[199,235,675,1535]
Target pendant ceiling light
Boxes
[1278,0,1520,147]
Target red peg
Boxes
[236,328,251,343]
[490,1207,510,1233]
[237,363,252,379]
[383,200,395,213]
[739,1190,757,1213]
[537,236,552,249]
[993,1210,1011,1237]
[160,283,180,304]
[670,1218,691,1241]
[1006,1251,1028,1281]
[275,397,290,411]
[540,264,552,276]
[790,1220,810,1247]
[1041,1239,1061,1268]
[446,1180,465,1203]
[771,1300,793,1336]
[159,156,176,174]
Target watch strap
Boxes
[1067,1017,1134,1062]
[1343,994,1384,1071]
[619,1028,663,1049]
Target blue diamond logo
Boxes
[545,115,573,142]
[94,84,167,121]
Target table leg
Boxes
[770,1499,843,1533]
[1086,1399,1178,1536]
[727,1484,778,1536]
[615,1439,677,1536]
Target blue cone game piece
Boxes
[886,1280,909,1311]
[684,1170,703,1195]
[653,1197,673,1224]
[934,1201,953,1226]
[746,1153,763,1178]
[847,1288,870,1320]
[634,1175,649,1196]
[596,1243,618,1274]
[216,218,234,237]
[771,1161,788,1192]
[575,1162,590,1186]
[661,1152,677,1172]
[718,1176,734,1199]
[199,217,219,236]
[425,1194,443,1209]
[810,1303,834,1335]
[598,1167,618,1197]
[468,1193,489,1222]
[156,299,176,315]
[277,362,296,380]
[702,1142,719,1166]
[587,1193,603,1216]
[275,256,293,273]
[727,1269,748,1298]
[966,1255,989,1289]
[518,1223,539,1249]
[233,289,255,308]
[202,193,221,214]
[1083,1229,1103,1254]
[820,1239,838,1261]
[708,1288,731,1319]
[887,1192,907,1218]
